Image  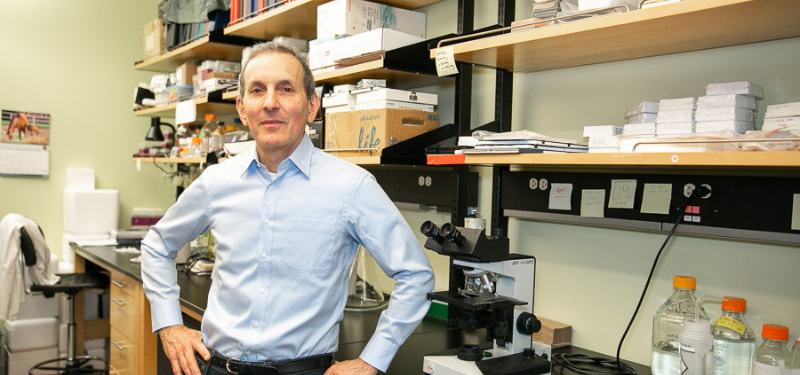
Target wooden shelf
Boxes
[314,58,450,89]
[428,151,800,173]
[135,34,249,72]
[224,0,445,40]
[431,0,800,73]
[133,96,237,118]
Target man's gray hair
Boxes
[238,41,315,100]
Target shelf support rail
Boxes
[436,5,631,49]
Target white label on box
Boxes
[435,46,459,77]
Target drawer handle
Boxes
[112,341,130,351]
[112,280,126,288]
[111,298,127,306]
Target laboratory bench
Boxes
[72,244,651,375]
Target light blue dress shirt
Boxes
[141,136,435,372]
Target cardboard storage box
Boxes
[325,109,438,156]
[143,18,165,60]
[531,318,572,348]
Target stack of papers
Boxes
[461,130,588,154]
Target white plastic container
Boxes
[680,319,715,375]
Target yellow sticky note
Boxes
[641,183,672,215]
[581,189,605,218]
[609,180,636,209]
[435,46,459,77]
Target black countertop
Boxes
[74,245,650,375]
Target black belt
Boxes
[207,352,333,375]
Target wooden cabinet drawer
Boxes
[110,326,135,375]
[110,272,138,301]
[109,284,137,341]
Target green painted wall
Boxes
[0,0,176,257]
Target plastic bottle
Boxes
[652,275,709,375]
[712,296,756,375]
[791,337,800,374]
[190,137,204,157]
[752,324,791,375]
[199,114,218,153]
[680,319,714,375]
[210,123,225,152]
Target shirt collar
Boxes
[238,135,314,179]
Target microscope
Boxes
[420,221,551,375]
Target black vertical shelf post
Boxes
[492,0,515,237]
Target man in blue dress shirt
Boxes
[141,41,435,375]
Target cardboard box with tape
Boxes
[325,109,438,157]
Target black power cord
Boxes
[551,184,706,375]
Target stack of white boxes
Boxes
[695,81,762,134]
[61,168,117,367]
[309,0,426,73]
[3,256,61,375]
[763,101,800,132]
[656,97,696,135]
[623,101,658,137]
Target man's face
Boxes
[236,52,319,160]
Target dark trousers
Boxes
[195,352,330,375]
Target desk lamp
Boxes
[145,117,176,148]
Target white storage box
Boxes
[694,107,754,122]
[355,100,435,112]
[317,0,426,39]
[656,109,694,123]
[625,113,657,124]
[763,116,800,130]
[656,122,695,135]
[308,36,344,71]
[63,189,119,235]
[324,104,357,114]
[696,94,756,110]
[583,125,622,137]
[322,92,356,108]
[623,123,657,136]
[5,346,58,375]
[330,28,423,63]
[705,81,763,99]
[625,101,658,117]
[356,87,437,106]
[695,121,753,134]
[765,101,800,118]
[15,294,59,320]
[659,97,697,111]
[4,318,59,352]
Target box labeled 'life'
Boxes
[324,109,438,157]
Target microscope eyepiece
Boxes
[440,223,467,247]
[420,220,445,244]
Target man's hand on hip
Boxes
[324,358,379,375]
[158,325,210,375]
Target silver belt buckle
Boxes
[225,358,240,374]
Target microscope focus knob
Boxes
[516,312,541,335]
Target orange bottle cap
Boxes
[192,137,202,144]
[673,275,696,289]
[205,114,216,121]
[762,324,789,341]
[721,296,746,312]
